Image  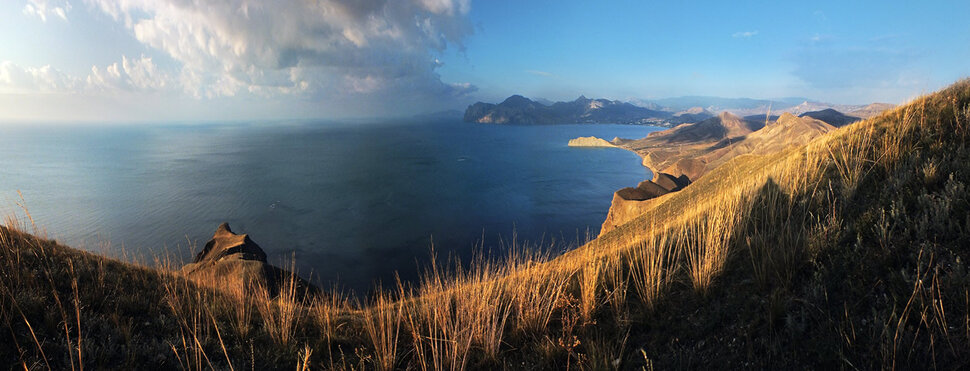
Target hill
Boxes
[3,80,970,369]
[799,108,861,127]
[583,79,970,368]
[596,112,835,234]
[608,111,836,182]
[669,107,715,123]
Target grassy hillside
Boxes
[3,79,970,369]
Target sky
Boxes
[0,0,967,122]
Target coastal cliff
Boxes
[600,173,690,235]
[567,136,616,147]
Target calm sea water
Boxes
[0,120,660,291]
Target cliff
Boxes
[600,173,690,235]
[567,136,616,147]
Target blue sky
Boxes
[0,0,967,122]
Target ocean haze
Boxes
[0,120,659,291]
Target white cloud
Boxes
[23,0,72,22]
[1,54,176,95]
[732,30,758,39]
[526,70,554,77]
[122,55,170,90]
[79,0,476,107]
[85,55,175,92]
[0,61,80,92]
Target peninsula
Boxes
[576,107,889,235]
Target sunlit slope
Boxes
[587,82,955,254]
[559,79,970,367]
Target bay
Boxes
[0,120,661,291]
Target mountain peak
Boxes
[799,108,860,127]
[502,94,531,103]
[718,111,741,120]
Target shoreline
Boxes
[567,135,661,179]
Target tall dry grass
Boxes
[682,196,742,295]
[628,226,678,310]
[254,261,308,346]
[362,285,403,370]
[603,247,630,322]
[578,249,602,323]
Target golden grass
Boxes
[254,261,307,346]
[628,225,678,310]
[578,252,602,324]
[363,285,403,371]
[603,247,630,322]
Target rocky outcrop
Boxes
[182,223,316,297]
[567,136,616,147]
[600,173,690,236]
[652,172,691,192]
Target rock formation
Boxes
[182,223,316,297]
[600,172,690,236]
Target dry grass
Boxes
[578,253,602,324]
[363,285,403,370]
[254,261,308,346]
[603,247,630,322]
[628,226,677,310]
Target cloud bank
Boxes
[88,0,475,103]
[3,0,478,118]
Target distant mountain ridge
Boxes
[465,94,894,126]
[635,96,893,118]
[464,95,671,125]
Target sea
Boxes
[0,119,662,292]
